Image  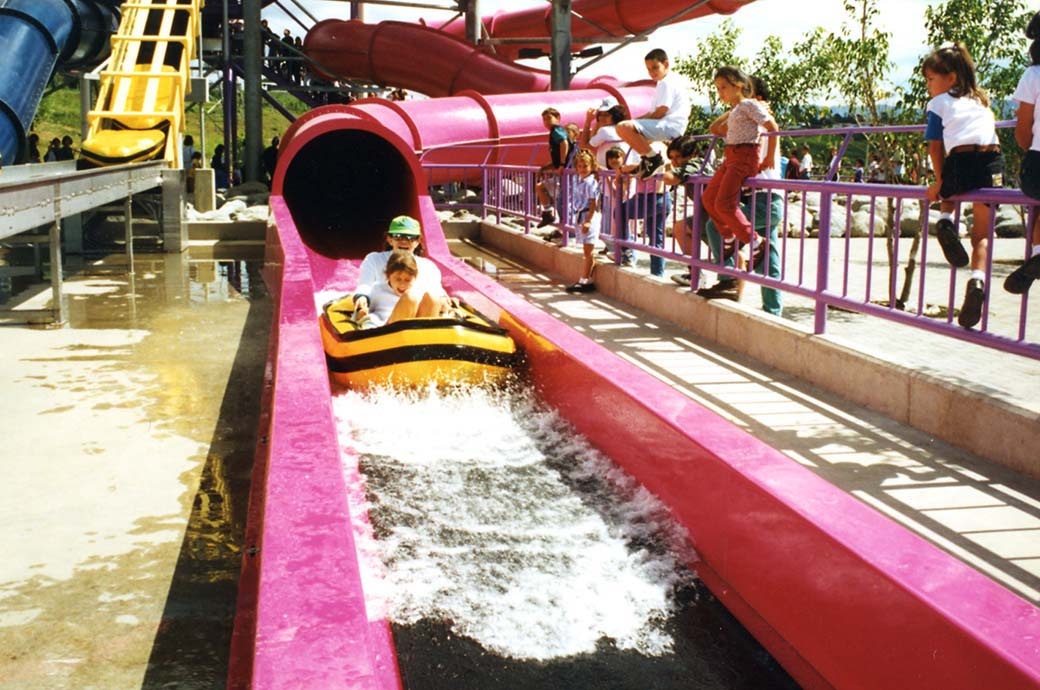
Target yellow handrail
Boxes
[82,0,204,169]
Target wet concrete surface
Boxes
[0,251,270,689]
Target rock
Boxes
[235,205,271,222]
[994,206,1026,238]
[848,209,873,238]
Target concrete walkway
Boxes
[0,253,269,689]
[449,229,1040,606]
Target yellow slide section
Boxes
[81,0,203,169]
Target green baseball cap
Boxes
[388,215,421,237]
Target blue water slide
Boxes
[0,0,119,165]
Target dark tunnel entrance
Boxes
[282,129,418,260]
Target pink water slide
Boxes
[304,0,756,96]
[435,0,757,60]
[304,19,622,96]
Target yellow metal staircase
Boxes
[81,0,203,169]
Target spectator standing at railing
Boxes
[44,137,60,162]
[922,42,1004,329]
[581,97,636,250]
[602,146,636,266]
[535,107,570,228]
[665,135,703,286]
[564,151,602,293]
[698,75,783,315]
[616,48,691,181]
[827,147,840,181]
[799,145,813,179]
[1006,12,1040,295]
[581,97,630,167]
[280,29,294,80]
[618,144,671,277]
[27,133,41,163]
[868,154,883,182]
[853,158,865,183]
[700,66,778,253]
[784,149,801,180]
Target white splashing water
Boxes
[332,384,698,662]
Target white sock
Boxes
[578,277,590,284]
[1031,245,1040,258]
[970,269,985,282]
[940,212,954,221]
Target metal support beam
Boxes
[125,195,135,272]
[243,0,263,183]
[464,0,479,44]
[222,0,236,183]
[550,0,572,91]
[48,220,65,326]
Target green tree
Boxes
[672,18,742,132]
[916,0,1032,116]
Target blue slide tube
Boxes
[0,0,118,165]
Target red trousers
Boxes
[701,144,759,244]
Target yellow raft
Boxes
[319,295,520,388]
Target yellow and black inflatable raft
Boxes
[319,295,520,388]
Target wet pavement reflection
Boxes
[0,249,270,689]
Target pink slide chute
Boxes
[271,85,655,245]
[304,19,622,96]
[435,0,757,61]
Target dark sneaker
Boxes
[1003,253,1040,294]
[565,281,595,293]
[537,209,556,228]
[543,229,563,242]
[670,272,691,286]
[639,153,665,180]
[957,278,985,328]
[696,279,739,301]
[935,218,969,268]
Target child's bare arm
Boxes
[926,140,945,201]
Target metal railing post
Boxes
[814,191,832,335]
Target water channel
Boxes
[333,384,800,690]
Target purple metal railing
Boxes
[422,125,1040,361]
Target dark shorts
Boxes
[1020,149,1040,200]
[940,149,1004,198]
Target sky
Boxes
[267,0,937,85]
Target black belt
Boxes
[949,144,1000,155]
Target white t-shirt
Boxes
[651,71,691,134]
[355,250,445,300]
[1013,65,1040,151]
[757,134,782,181]
[588,125,623,167]
[800,151,813,174]
[366,280,402,327]
[925,91,998,150]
